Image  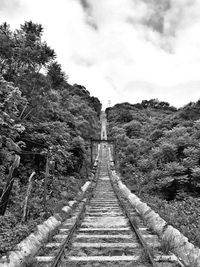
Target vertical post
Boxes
[114,140,116,164]
[90,139,93,167]
[94,143,97,160]
[22,171,36,222]
[43,150,50,211]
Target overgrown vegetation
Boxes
[106,99,200,247]
[0,21,101,255]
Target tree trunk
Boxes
[0,155,20,215]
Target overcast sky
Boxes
[1,0,200,108]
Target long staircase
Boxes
[33,113,181,267]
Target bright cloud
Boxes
[1,0,200,108]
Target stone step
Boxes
[87,207,120,210]
[90,199,117,201]
[73,242,139,248]
[90,201,119,205]
[36,256,54,262]
[76,234,133,238]
[138,227,148,231]
[63,219,77,224]
[86,213,123,215]
[81,219,128,227]
[87,208,121,211]
[89,206,119,208]
[91,198,117,199]
[53,234,68,240]
[61,223,74,227]
[90,204,119,206]
[88,206,120,208]
[59,228,69,232]
[46,242,62,248]
[67,255,140,261]
[79,227,130,231]
[142,234,158,238]
[154,255,179,262]
[93,198,116,199]
[85,213,124,216]
[91,198,116,199]
[83,217,125,221]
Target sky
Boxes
[1,0,200,109]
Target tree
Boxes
[124,120,142,138]
[47,61,67,88]
[0,21,56,82]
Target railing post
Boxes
[90,139,93,168]
[43,150,50,211]
[114,140,116,164]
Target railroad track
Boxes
[31,144,181,267]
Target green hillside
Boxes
[106,99,200,247]
[0,21,101,255]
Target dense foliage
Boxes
[106,99,200,247]
[0,21,101,255]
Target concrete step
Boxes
[81,219,128,227]
[86,213,123,216]
[138,227,148,231]
[36,256,54,262]
[53,234,68,240]
[90,201,119,205]
[59,228,69,232]
[88,205,120,207]
[87,208,121,211]
[73,242,139,248]
[75,234,133,239]
[79,227,130,231]
[83,216,126,221]
[46,242,62,248]
[67,255,140,261]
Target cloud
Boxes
[0,0,22,17]
[72,55,95,67]
[79,0,90,10]
[124,80,200,107]
[128,0,171,34]
[1,0,200,109]
[124,0,200,53]
[77,0,98,30]
[0,0,19,10]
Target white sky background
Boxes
[1,0,200,109]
